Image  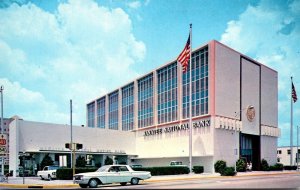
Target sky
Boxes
[0,0,299,146]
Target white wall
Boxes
[135,118,213,158]
[16,120,136,154]
[261,66,278,127]
[8,119,18,177]
[261,136,277,165]
[214,128,238,167]
[214,42,240,118]
[277,146,299,166]
[241,58,260,135]
[9,119,136,176]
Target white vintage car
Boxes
[37,165,60,180]
[73,165,151,188]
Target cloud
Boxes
[0,0,146,125]
[220,0,300,146]
[127,1,141,9]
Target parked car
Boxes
[37,165,60,180]
[170,161,182,166]
[73,165,151,188]
[131,164,143,168]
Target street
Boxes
[1,172,300,189]
[84,173,300,189]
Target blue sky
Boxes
[0,0,299,146]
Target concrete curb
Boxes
[0,171,299,188]
[144,171,300,183]
[0,183,79,189]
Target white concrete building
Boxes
[277,146,300,166]
[8,40,280,176]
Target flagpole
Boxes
[189,23,193,174]
[291,77,293,166]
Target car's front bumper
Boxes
[74,178,89,185]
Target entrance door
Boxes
[240,133,261,170]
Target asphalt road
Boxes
[88,173,300,189]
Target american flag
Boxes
[177,34,191,72]
[292,82,297,103]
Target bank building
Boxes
[8,40,279,176]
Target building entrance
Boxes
[240,133,261,170]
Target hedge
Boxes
[261,159,270,171]
[220,167,236,176]
[133,166,189,176]
[269,163,283,171]
[283,165,297,170]
[192,166,204,174]
[236,159,246,172]
[214,160,226,173]
[56,167,98,180]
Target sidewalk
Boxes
[0,170,299,189]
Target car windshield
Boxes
[96,165,110,172]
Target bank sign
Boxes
[144,119,210,136]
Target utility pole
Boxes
[70,100,75,177]
[0,86,4,175]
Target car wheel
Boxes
[88,179,98,188]
[40,175,44,180]
[120,182,127,186]
[79,184,88,188]
[48,174,52,181]
[131,178,139,185]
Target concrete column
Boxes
[153,71,158,126]
[105,95,109,129]
[94,100,97,128]
[177,62,183,121]
[134,81,138,130]
[118,89,122,131]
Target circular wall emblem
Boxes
[246,106,255,122]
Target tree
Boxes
[104,156,113,165]
[40,154,54,170]
[76,156,86,167]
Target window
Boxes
[278,150,282,154]
[288,149,291,154]
[138,74,154,128]
[119,166,129,172]
[157,62,178,124]
[109,91,119,130]
[97,97,105,128]
[182,47,209,118]
[87,102,95,128]
[122,83,134,131]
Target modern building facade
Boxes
[8,40,280,176]
[86,40,280,171]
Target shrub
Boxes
[261,159,270,171]
[220,167,236,176]
[192,166,204,174]
[56,167,98,180]
[236,159,247,172]
[269,163,283,171]
[76,156,86,167]
[133,166,189,176]
[283,165,297,170]
[40,154,54,170]
[104,156,113,165]
[214,160,227,173]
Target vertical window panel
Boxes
[182,46,209,118]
